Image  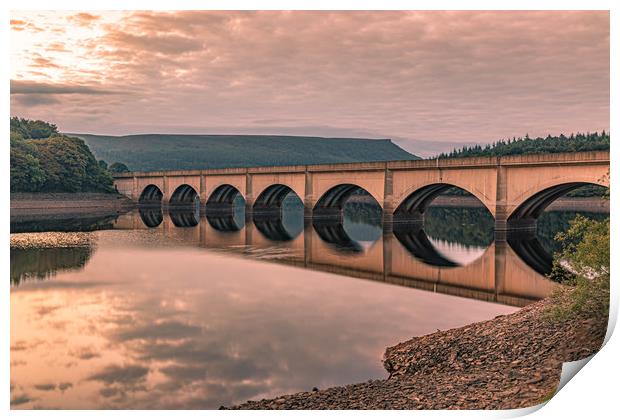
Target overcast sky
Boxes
[10,11,609,155]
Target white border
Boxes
[3,1,617,419]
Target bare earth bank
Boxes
[231,296,606,409]
[10,193,135,220]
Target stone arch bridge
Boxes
[113,151,609,231]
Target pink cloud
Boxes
[10,11,610,155]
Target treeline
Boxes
[10,117,130,193]
[438,132,609,198]
[437,132,609,158]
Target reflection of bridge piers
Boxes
[118,208,558,307]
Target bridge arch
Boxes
[169,184,199,207]
[313,184,381,216]
[139,184,163,205]
[206,184,245,210]
[394,183,494,220]
[508,180,608,224]
[254,184,302,212]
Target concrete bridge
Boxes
[113,151,609,231]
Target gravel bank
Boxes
[231,296,606,409]
[10,232,95,249]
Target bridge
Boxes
[113,151,609,231]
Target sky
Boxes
[10,11,610,156]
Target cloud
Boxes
[45,42,70,53]
[9,11,609,153]
[112,320,203,341]
[34,383,57,391]
[103,30,204,55]
[87,364,149,385]
[31,56,61,69]
[10,19,43,32]
[10,394,35,406]
[67,12,100,27]
[69,346,101,360]
[58,382,72,391]
[11,80,119,95]
[11,93,60,107]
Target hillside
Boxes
[69,134,420,172]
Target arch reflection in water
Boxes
[253,193,304,242]
[139,207,164,228]
[169,207,200,227]
[313,204,382,253]
[392,222,459,267]
[506,232,554,276]
[406,206,495,267]
[207,212,245,232]
[127,208,555,306]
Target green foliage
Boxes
[10,138,46,192]
[71,133,420,172]
[10,116,58,139]
[438,132,609,159]
[9,117,114,193]
[546,216,610,321]
[109,162,130,173]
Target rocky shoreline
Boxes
[231,295,607,409]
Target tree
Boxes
[109,162,130,173]
[10,116,58,139]
[10,139,46,192]
[9,117,115,193]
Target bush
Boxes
[546,215,610,320]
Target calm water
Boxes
[10,201,605,409]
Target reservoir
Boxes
[10,201,606,409]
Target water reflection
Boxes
[138,207,163,228]
[169,207,200,228]
[207,212,245,232]
[11,203,607,409]
[11,214,118,234]
[10,246,94,286]
[393,222,458,267]
[253,196,304,242]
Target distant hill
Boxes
[68,134,420,172]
